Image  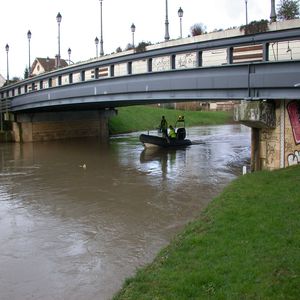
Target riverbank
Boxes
[108,106,232,134]
[114,165,300,299]
[0,106,231,142]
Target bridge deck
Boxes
[1,25,300,112]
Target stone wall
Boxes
[12,110,115,142]
[284,100,300,167]
[259,101,281,170]
[0,131,14,143]
[260,100,300,170]
[235,99,300,171]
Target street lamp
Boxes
[178,7,183,38]
[165,0,170,41]
[270,0,277,22]
[68,48,71,64]
[56,12,62,68]
[99,0,104,56]
[95,37,99,57]
[27,30,32,75]
[131,23,136,48]
[245,0,248,25]
[5,44,9,82]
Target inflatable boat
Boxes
[139,128,192,148]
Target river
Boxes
[0,124,250,300]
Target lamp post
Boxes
[270,0,277,22]
[99,0,104,56]
[245,0,248,25]
[27,30,32,75]
[56,12,62,68]
[68,48,71,64]
[178,7,183,38]
[5,44,9,82]
[95,37,99,57]
[164,0,170,41]
[131,23,136,48]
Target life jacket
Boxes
[169,128,176,138]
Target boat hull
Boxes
[139,134,192,148]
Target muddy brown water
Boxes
[0,124,250,300]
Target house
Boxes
[0,74,5,87]
[31,57,68,76]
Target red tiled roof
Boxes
[31,57,68,73]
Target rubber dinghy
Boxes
[140,128,192,148]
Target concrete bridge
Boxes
[1,20,300,171]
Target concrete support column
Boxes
[12,109,116,142]
[251,127,260,172]
[280,100,285,168]
[235,99,300,171]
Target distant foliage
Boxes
[125,43,134,51]
[240,19,269,35]
[116,47,122,53]
[277,0,300,20]
[135,41,152,53]
[212,28,224,32]
[24,67,29,79]
[3,77,20,86]
[190,23,207,36]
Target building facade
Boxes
[0,74,5,88]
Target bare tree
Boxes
[190,23,206,36]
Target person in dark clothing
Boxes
[160,116,168,137]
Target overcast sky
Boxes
[0,0,273,78]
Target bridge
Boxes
[1,20,300,172]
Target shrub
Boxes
[135,41,152,53]
[240,19,269,35]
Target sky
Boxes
[0,0,273,79]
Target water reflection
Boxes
[140,148,184,180]
[0,124,250,300]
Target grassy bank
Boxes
[114,166,300,299]
[108,106,232,134]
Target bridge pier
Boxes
[235,99,300,171]
[11,109,116,142]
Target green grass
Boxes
[114,165,300,299]
[108,106,232,134]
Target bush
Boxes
[135,41,152,53]
[240,19,269,35]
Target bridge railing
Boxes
[1,27,300,102]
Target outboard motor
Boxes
[176,128,186,140]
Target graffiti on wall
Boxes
[288,150,300,166]
[176,53,197,69]
[287,101,300,166]
[287,101,300,144]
